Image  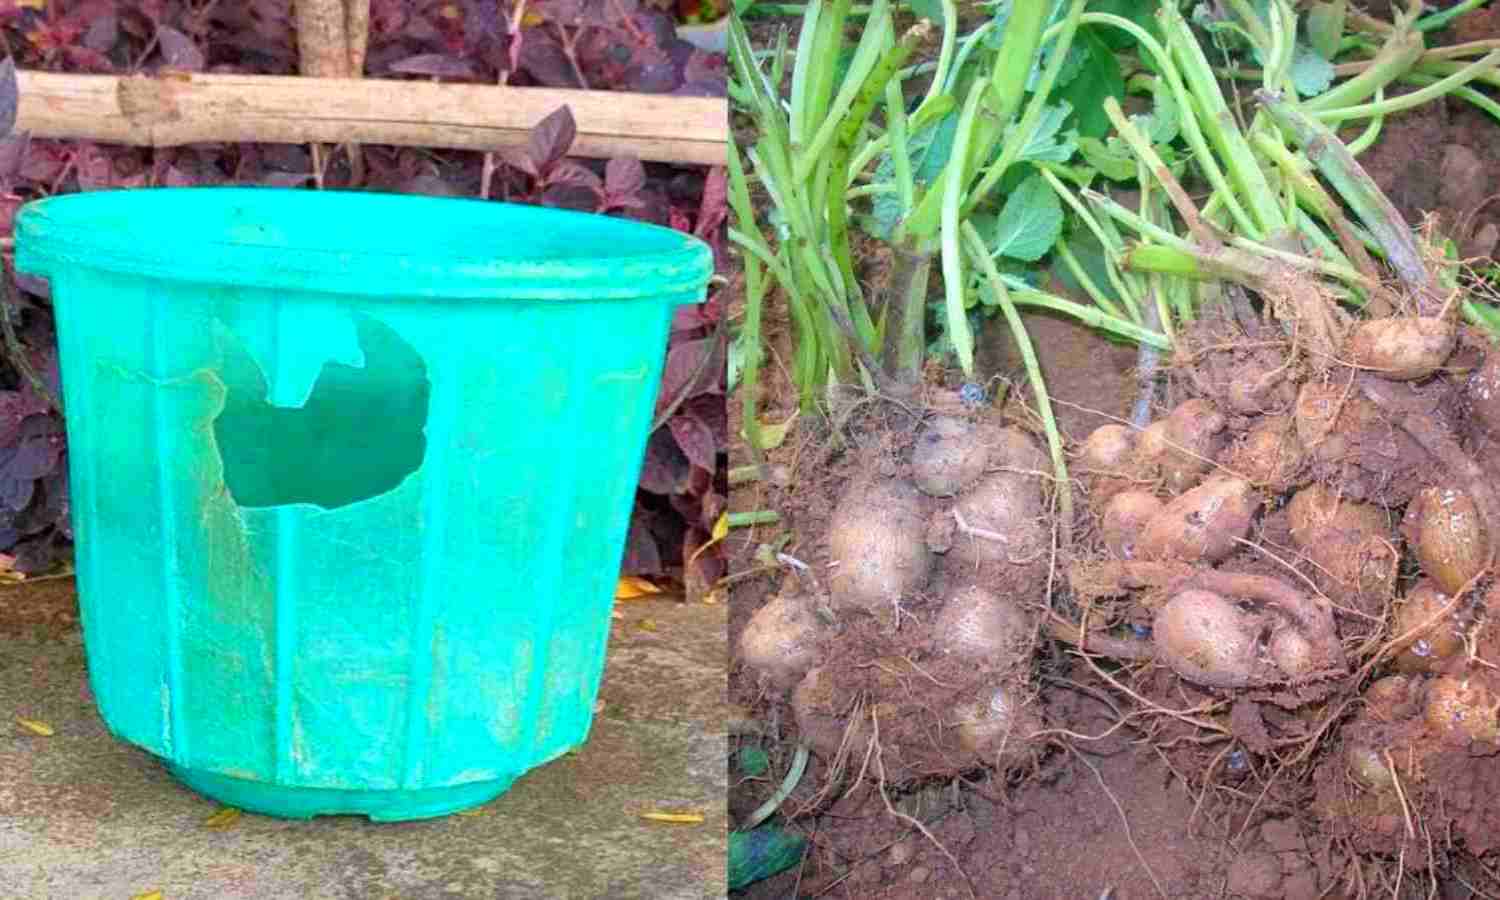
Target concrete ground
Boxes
[0,580,727,899]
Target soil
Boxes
[727,7,1500,899]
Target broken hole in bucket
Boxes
[212,314,431,510]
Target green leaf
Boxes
[1053,231,1123,306]
[729,827,807,892]
[913,113,960,184]
[861,112,961,240]
[1084,0,1158,50]
[905,0,944,23]
[727,333,745,393]
[1290,43,1335,97]
[1053,27,1125,138]
[737,746,771,777]
[990,174,1063,262]
[1011,102,1078,164]
[1136,77,1179,145]
[1305,0,1346,61]
[1077,136,1137,181]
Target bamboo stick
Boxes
[14,70,727,166]
[295,0,351,79]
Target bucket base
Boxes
[164,763,518,821]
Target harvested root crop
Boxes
[911,416,989,497]
[1136,476,1258,564]
[1345,316,1456,382]
[827,479,932,619]
[738,590,825,691]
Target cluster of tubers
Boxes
[736,308,1500,833]
[738,417,1052,778]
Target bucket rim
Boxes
[14,186,712,303]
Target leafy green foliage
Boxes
[737,746,771,776]
[1077,136,1138,181]
[1290,43,1335,96]
[1053,27,1126,137]
[1085,0,1160,50]
[1304,0,1347,60]
[906,0,946,24]
[988,174,1064,262]
[864,112,962,240]
[1013,102,1080,164]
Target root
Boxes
[1384,749,1416,842]
[1045,614,1155,661]
[1067,745,1169,900]
[871,709,977,900]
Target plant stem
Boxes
[727,146,769,457]
[1312,50,1500,122]
[962,223,1072,547]
[1401,73,1500,125]
[1102,96,1220,250]
[1345,85,1386,154]
[1160,2,1285,236]
[730,511,782,528]
[924,0,957,106]
[1254,88,1439,304]
[1413,0,1489,32]
[938,79,988,378]
[792,0,890,185]
[1081,11,1258,237]
[965,0,1088,216]
[883,243,935,391]
[1006,287,1171,349]
[1301,21,1424,112]
[825,20,930,352]
[1054,237,1126,321]
[1250,131,1383,288]
[1040,169,1141,324]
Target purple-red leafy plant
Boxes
[0,0,725,586]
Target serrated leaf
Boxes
[1077,136,1137,182]
[1054,27,1125,138]
[1012,102,1078,164]
[1306,1,1346,61]
[1136,77,1179,145]
[990,174,1062,262]
[1290,43,1335,97]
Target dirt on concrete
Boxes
[0,580,728,900]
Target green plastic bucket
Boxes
[15,187,712,820]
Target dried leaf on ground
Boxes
[616,575,664,599]
[640,810,705,824]
[203,807,241,828]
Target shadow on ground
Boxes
[0,581,727,899]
